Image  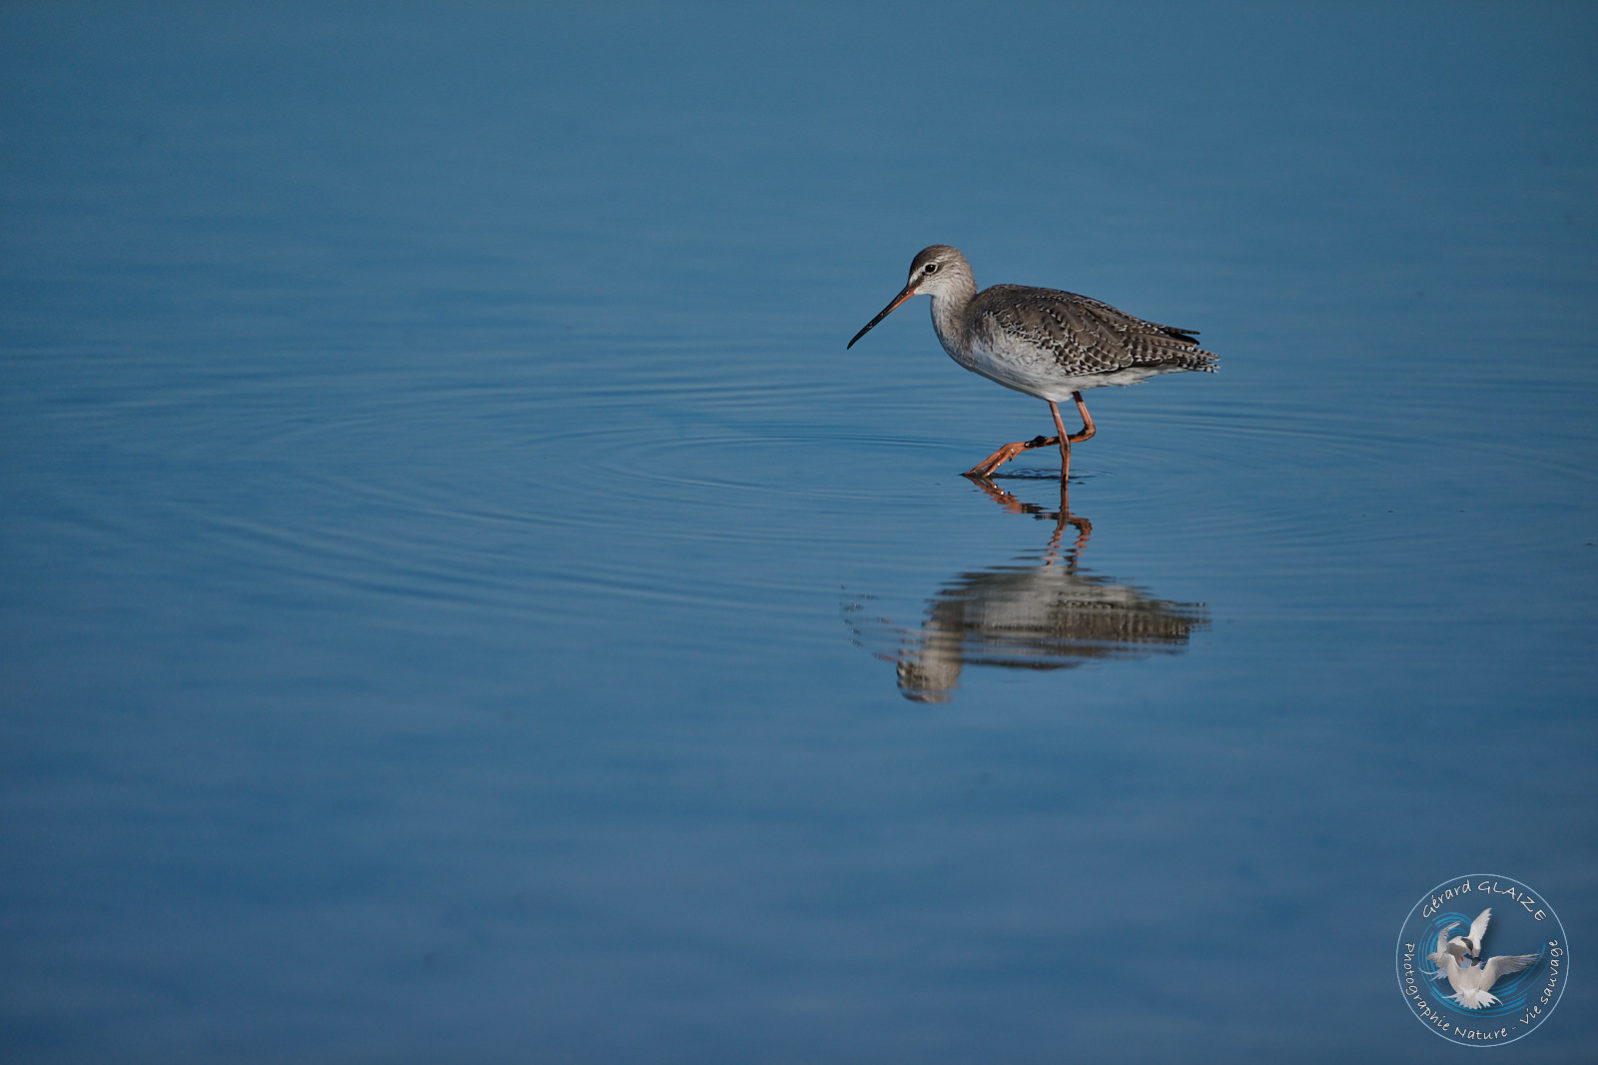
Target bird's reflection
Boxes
[847,476,1209,702]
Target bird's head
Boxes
[901,245,974,300]
[847,245,974,349]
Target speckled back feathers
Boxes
[974,284,1219,378]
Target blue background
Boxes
[3,3,1595,1061]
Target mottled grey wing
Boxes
[978,285,1218,376]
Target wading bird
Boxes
[848,245,1218,478]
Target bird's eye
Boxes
[923,262,938,274]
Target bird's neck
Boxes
[928,275,978,357]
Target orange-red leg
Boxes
[963,392,1096,478]
[963,439,1035,477]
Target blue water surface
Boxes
[2,3,1595,1062]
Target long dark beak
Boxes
[847,285,918,349]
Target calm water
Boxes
[3,3,1596,1062]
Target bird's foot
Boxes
[964,436,1058,478]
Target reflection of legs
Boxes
[966,467,1092,566]
[1045,471,1092,565]
[964,392,1096,478]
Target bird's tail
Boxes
[1449,989,1501,1010]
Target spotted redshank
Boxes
[847,245,1218,477]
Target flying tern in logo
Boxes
[1447,908,1493,963]
[1426,912,1540,1009]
